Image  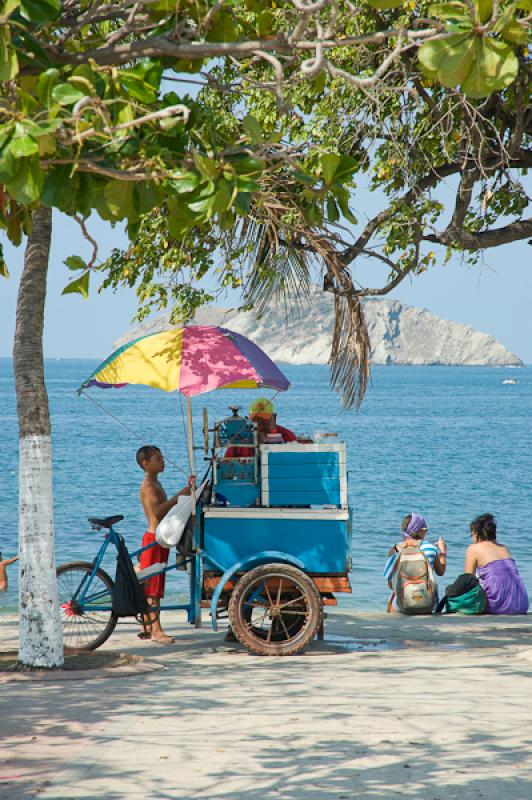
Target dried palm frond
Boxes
[307,233,371,409]
[239,205,312,320]
[330,292,371,409]
[223,183,371,408]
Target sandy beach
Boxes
[2,609,532,800]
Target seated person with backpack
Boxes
[384,513,447,614]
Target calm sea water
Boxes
[1,358,531,614]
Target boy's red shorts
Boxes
[139,532,169,599]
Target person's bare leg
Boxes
[138,606,152,639]
[144,597,174,644]
[224,627,237,642]
[140,597,156,639]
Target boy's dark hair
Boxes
[470,513,497,542]
[136,445,161,469]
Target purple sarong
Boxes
[478,559,529,615]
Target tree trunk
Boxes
[13,206,63,668]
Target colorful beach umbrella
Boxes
[79,326,290,396]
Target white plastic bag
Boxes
[155,495,193,548]
[155,482,206,549]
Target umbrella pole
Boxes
[186,396,196,515]
[186,396,201,628]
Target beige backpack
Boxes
[392,546,437,615]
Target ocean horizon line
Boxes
[1,357,530,367]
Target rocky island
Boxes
[120,290,523,367]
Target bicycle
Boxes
[57,514,194,651]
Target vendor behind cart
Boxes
[225,398,296,457]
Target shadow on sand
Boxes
[2,612,532,799]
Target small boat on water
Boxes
[502,378,518,385]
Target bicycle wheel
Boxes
[57,561,117,651]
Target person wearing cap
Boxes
[225,397,296,457]
[223,399,295,644]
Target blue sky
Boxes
[1,184,531,363]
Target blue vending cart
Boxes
[199,408,352,655]
[53,406,352,656]
[62,328,351,656]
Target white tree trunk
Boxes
[14,206,64,668]
[18,435,63,667]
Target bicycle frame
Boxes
[74,521,203,625]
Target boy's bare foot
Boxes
[150,632,175,645]
[140,598,174,644]
[147,614,174,644]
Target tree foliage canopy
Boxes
[0,0,530,404]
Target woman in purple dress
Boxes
[465,513,529,615]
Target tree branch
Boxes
[73,214,99,269]
[325,263,416,297]
[44,26,443,69]
[41,159,160,180]
[340,163,461,266]
[204,0,229,31]
[340,152,531,268]
[447,168,477,233]
[326,29,407,89]
[252,50,289,112]
[69,103,190,146]
[425,217,532,249]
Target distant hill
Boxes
[117,290,523,367]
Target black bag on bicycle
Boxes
[112,535,148,618]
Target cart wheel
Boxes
[228,563,322,656]
[57,561,117,651]
[242,599,306,641]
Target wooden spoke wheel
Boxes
[228,563,322,656]
[242,601,306,642]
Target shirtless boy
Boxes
[136,445,192,644]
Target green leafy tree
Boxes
[102,0,531,406]
[0,0,530,665]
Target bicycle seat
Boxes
[88,515,124,529]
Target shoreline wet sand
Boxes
[2,609,532,799]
